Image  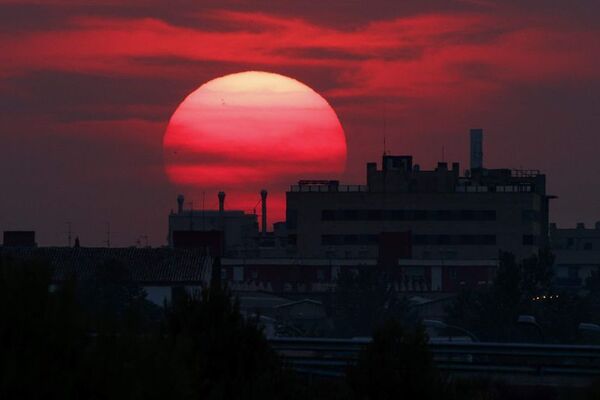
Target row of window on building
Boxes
[321,234,497,246]
[320,234,539,247]
[455,184,533,193]
[322,209,498,222]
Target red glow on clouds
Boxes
[163,71,346,222]
[2,1,600,245]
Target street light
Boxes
[423,319,479,342]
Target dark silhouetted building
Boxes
[0,246,211,306]
[286,129,550,261]
[3,231,36,247]
[167,193,259,256]
[550,222,600,288]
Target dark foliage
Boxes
[348,319,444,400]
[446,250,590,343]
[332,267,415,337]
[0,256,297,399]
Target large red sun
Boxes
[163,71,347,225]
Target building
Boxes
[0,246,212,307]
[220,256,496,294]
[550,222,600,288]
[286,129,550,261]
[167,193,260,256]
[3,231,36,247]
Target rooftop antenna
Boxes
[66,221,72,247]
[105,222,111,248]
[137,235,149,247]
[202,191,206,230]
[187,201,194,230]
[442,145,445,162]
[383,102,388,156]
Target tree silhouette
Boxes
[347,319,443,400]
[332,267,414,337]
[446,250,587,343]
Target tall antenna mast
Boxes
[105,222,111,248]
[188,201,194,230]
[66,221,72,247]
[202,191,206,230]
[383,103,388,156]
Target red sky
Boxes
[1,0,599,246]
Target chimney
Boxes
[218,191,225,212]
[177,194,184,214]
[470,129,483,170]
[260,189,268,235]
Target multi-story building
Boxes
[550,222,600,288]
[167,193,259,256]
[286,129,550,261]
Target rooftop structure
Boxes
[167,193,259,256]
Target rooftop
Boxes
[0,247,212,284]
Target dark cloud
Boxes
[0,0,599,245]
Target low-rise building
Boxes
[550,222,600,288]
[1,246,212,307]
[167,193,259,256]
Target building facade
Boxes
[286,130,550,261]
[167,194,259,256]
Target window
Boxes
[233,267,244,282]
[322,210,335,221]
[367,209,382,220]
[460,210,475,220]
[568,266,579,279]
[317,269,325,281]
[286,209,297,229]
[522,210,538,222]
[449,267,457,280]
[481,210,497,220]
[288,235,297,245]
[343,235,358,245]
[523,235,535,245]
[584,242,593,250]
[343,210,359,220]
[435,210,453,221]
[322,235,337,245]
[414,210,428,220]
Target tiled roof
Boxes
[0,247,212,284]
